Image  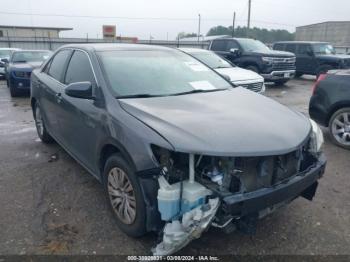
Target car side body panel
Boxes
[309,70,350,126]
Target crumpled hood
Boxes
[120,88,311,156]
[10,61,43,71]
[215,67,263,83]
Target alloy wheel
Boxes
[331,112,350,146]
[107,167,137,225]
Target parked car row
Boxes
[179,48,265,93]
[207,38,350,85]
[273,41,350,78]
[0,48,52,97]
[0,48,21,77]
[208,38,296,85]
[29,43,326,255]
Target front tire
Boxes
[34,102,54,143]
[9,83,19,97]
[246,65,259,73]
[295,72,303,78]
[103,154,146,237]
[329,107,350,150]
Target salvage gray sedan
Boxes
[30,44,326,255]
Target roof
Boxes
[59,43,175,52]
[12,49,51,53]
[178,47,210,54]
[0,25,72,31]
[212,37,258,41]
[297,21,350,29]
[179,35,230,42]
[274,41,329,44]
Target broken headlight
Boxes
[309,119,324,154]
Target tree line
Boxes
[178,25,295,43]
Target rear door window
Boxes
[64,50,96,85]
[47,50,72,82]
[297,44,312,55]
[285,44,297,54]
[226,40,239,51]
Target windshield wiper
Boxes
[13,60,27,63]
[116,93,165,99]
[170,88,227,96]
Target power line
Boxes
[0,11,297,27]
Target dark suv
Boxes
[273,41,350,78]
[209,38,296,85]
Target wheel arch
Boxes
[326,101,350,126]
[98,141,136,181]
[242,62,260,70]
[30,97,37,115]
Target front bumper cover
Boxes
[222,154,326,217]
[261,70,296,81]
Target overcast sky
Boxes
[0,0,349,40]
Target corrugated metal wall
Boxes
[296,22,350,47]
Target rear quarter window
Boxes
[285,44,297,54]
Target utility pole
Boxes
[247,0,252,30]
[197,14,201,42]
[232,12,236,37]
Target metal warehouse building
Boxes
[296,21,350,46]
[0,25,72,38]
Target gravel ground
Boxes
[0,78,349,257]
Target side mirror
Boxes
[221,74,231,82]
[65,82,94,99]
[229,48,241,56]
[1,58,9,63]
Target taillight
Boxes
[312,74,327,95]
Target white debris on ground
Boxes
[152,198,220,256]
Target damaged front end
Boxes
[142,129,326,255]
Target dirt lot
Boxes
[0,78,349,256]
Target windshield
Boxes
[237,39,270,52]
[98,50,230,98]
[312,44,335,55]
[12,51,51,63]
[190,51,233,69]
[0,50,11,58]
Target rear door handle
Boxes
[55,93,63,103]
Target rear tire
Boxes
[103,154,147,237]
[9,83,19,97]
[329,107,350,150]
[34,102,54,143]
